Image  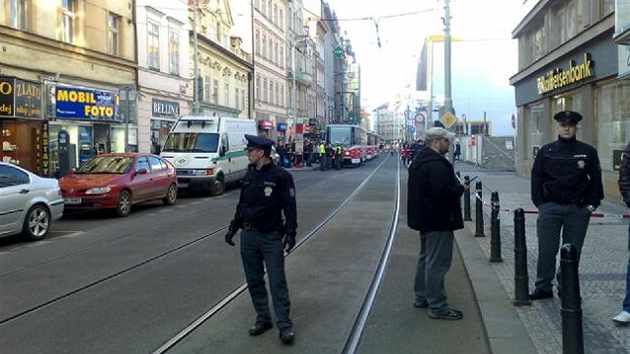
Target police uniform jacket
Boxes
[407,147,465,232]
[531,136,603,208]
[618,142,630,207]
[230,162,297,235]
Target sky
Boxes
[308,0,532,135]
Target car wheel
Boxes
[162,183,178,205]
[210,175,226,196]
[116,190,132,217]
[22,204,51,241]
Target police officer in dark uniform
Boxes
[529,110,604,300]
[225,134,297,344]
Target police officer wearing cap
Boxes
[529,110,604,300]
[225,134,297,344]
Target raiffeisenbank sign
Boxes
[537,53,594,95]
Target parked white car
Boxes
[0,163,64,241]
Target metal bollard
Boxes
[561,244,584,354]
[463,175,472,221]
[513,208,531,306]
[474,181,485,237]
[490,191,502,262]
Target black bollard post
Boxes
[561,244,584,354]
[474,181,485,237]
[463,176,472,221]
[490,191,503,262]
[513,208,531,306]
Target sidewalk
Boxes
[454,162,630,353]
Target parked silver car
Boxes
[0,163,64,241]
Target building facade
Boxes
[510,0,630,200]
[136,0,191,154]
[1,0,136,176]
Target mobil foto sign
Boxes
[55,86,121,121]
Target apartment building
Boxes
[1,0,136,176]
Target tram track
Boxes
[0,153,398,353]
[153,155,400,353]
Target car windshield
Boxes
[162,133,219,153]
[77,156,133,174]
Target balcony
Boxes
[288,70,312,86]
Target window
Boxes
[204,76,210,102]
[9,0,28,30]
[224,83,230,105]
[235,88,240,109]
[62,0,76,43]
[596,80,630,171]
[255,30,260,55]
[0,165,29,188]
[274,42,278,65]
[148,156,165,172]
[279,9,283,29]
[280,47,284,68]
[262,34,267,59]
[148,20,160,70]
[212,79,219,103]
[107,13,120,56]
[281,84,284,106]
[169,29,180,75]
[275,83,279,106]
[256,75,261,102]
[263,78,267,102]
[135,157,151,173]
[274,4,278,24]
[241,89,246,111]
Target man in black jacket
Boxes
[407,127,469,320]
[529,110,603,300]
[614,141,630,325]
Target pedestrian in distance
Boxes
[93,141,102,156]
[529,110,604,300]
[224,134,298,344]
[407,127,469,320]
[614,141,630,325]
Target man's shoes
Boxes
[612,311,630,326]
[413,300,428,308]
[529,289,554,300]
[428,309,463,320]
[249,322,272,336]
[279,327,295,344]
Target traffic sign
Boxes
[414,113,425,125]
[334,46,344,58]
[440,111,457,128]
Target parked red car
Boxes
[59,153,178,217]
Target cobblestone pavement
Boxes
[455,163,630,353]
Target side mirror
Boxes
[219,146,226,157]
[136,168,148,175]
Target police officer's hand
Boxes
[283,233,296,252]
[225,228,237,246]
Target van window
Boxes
[221,133,229,152]
[162,132,219,153]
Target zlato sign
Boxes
[536,53,594,95]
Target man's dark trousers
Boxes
[534,202,590,292]
[240,228,292,329]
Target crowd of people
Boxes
[275,140,346,171]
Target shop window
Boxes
[526,104,545,160]
[597,80,630,171]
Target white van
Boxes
[160,116,257,195]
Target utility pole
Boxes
[443,0,453,114]
[192,0,200,115]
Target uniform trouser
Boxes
[623,222,630,312]
[414,230,454,315]
[534,202,591,292]
[240,228,292,329]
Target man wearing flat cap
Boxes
[407,127,470,320]
[529,110,604,300]
[225,134,298,344]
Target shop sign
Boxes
[0,77,14,117]
[277,123,287,131]
[537,53,594,95]
[14,79,42,118]
[258,120,273,129]
[152,98,180,117]
[55,86,121,121]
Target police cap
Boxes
[553,110,582,125]
[244,134,274,151]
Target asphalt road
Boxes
[0,157,388,353]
